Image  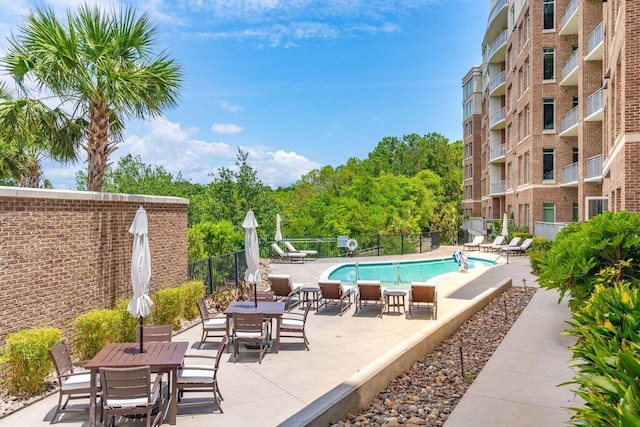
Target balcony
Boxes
[560,106,579,136]
[561,162,579,187]
[586,22,604,61]
[560,49,579,86]
[586,154,603,182]
[585,87,604,121]
[489,144,506,163]
[487,0,507,28]
[559,0,579,35]
[489,70,506,96]
[486,29,508,64]
[485,0,508,47]
[489,107,506,129]
[489,180,506,196]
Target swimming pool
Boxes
[326,256,496,290]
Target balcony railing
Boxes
[487,29,508,61]
[534,222,571,241]
[586,87,603,117]
[489,70,506,94]
[489,144,506,162]
[487,0,507,26]
[586,154,603,180]
[489,107,506,128]
[588,22,604,55]
[561,162,579,185]
[489,180,506,195]
[561,0,578,29]
[562,49,579,81]
[561,106,579,133]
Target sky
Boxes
[0,0,487,190]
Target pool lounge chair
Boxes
[355,280,385,318]
[462,235,484,251]
[408,282,438,319]
[271,243,307,263]
[500,237,534,255]
[267,274,303,311]
[318,279,353,316]
[494,236,522,251]
[284,241,318,260]
[480,235,506,251]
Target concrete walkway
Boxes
[0,247,580,426]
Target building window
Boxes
[543,203,555,222]
[543,47,555,80]
[573,147,579,163]
[573,202,579,222]
[524,57,530,89]
[524,204,530,227]
[524,10,530,42]
[518,152,530,185]
[524,104,530,137]
[507,123,513,150]
[507,84,513,111]
[518,66,524,96]
[518,111,524,141]
[543,98,555,130]
[463,100,473,119]
[507,46,512,71]
[543,0,555,30]
[507,162,513,189]
[543,148,555,180]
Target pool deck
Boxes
[0,246,580,426]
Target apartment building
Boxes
[462,0,638,237]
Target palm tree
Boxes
[2,4,182,191]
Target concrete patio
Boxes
[0,247,580,426]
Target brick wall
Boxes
[0,187,189,344]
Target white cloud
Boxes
[243,146,322,188]
[220,101,244,113]
[212,123,244,134]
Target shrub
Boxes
[151,287,184,329]
[565,270,640,426]
[113,297,139,343]
[180,280,206,319]
[73,309,122,359]
[0,327,61,395]
[527,237,550,275]
[537,211,640,311]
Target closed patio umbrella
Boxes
[501,212,509,237]
[243,210,261,307]
[127,206,153,353]
[275,214,283,242]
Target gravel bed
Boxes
[331,286,536,427]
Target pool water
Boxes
[327,257,496,290]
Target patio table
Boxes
[223,301,286,353]
[84,341,188,427]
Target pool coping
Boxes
[278,277,512,426]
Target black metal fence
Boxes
[188,231,440,294]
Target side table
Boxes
[301,286,321,310]
[385,290,406,315]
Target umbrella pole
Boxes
[139,316,144,353]
[254,283,258,307]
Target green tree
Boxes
[3,4,182,192]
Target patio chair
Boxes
[355,280,385,318]
[271,243,307,263]
[49,340,99,424]
[100,365,163,427]
[479,235,506,251]
[462,235,484,251]
[267,274,302,311]
[501,237,534,255]
[317,279,353,316]
[249,290,275,302]
[494,236,522,251]
[177,335,228,413]
[283,241,318,260]
[408,282,438,319]
[232,312,269,364]
[279,303,311,350]
[135,324,172,343]
[197,298,228,349]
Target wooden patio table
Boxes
[84,341,188,427]
[223,301,286,353]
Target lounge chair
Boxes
[283,241,318,260]
[177,335,228,413]
[279,303,311,350]
[100,365,163,427]
[317,279,353,316]
[271,243,307,263]
[480,235,506,251]
[267,274,302,311]
[197,298,228,349]
[355,280,385,318]
[49,340,100,424]
[408,282,438,319]
[494,236,522,251]
[462,235,484,250]
[501,237,534,255]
